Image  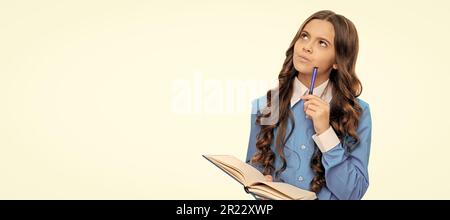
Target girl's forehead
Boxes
[303,19,335,41]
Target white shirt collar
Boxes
[290,76,333,107]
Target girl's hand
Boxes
[301,94,331,135]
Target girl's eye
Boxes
[319,40,328,47]
[300,33,308,40]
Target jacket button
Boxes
[298,176,304,182]
[300,144,306,150]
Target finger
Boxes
[303,101,319,111]
[304,97,326,106]
[300,94,315,100]
[306,104,319,112]
[304,100,322,112]
[305,105,318,118]
[301,94,327,104]
[304,100,321,108]
[305,108,316,118]
[309,95,327,105]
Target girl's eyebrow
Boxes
[302,30,332,45]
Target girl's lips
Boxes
[298,55,311,63]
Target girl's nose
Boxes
[302,45,312,53]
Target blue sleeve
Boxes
[245,113,259,163]
[245,98,264,173]
[321,103,372,200]
[245,98,266,200]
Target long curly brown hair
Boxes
[251,10,363,193]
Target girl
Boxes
[246,10,372,200]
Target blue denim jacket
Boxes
[245,95,372,200]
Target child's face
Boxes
[293,19,336,75]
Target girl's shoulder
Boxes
[356,98,370,111]
[251,95,268,115]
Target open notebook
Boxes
[203,155,317,200]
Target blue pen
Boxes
[309,67,318,95]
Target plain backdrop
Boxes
[1,0,450,199]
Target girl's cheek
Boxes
[294,42,302,51]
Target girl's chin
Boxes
[294,64,311,73]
